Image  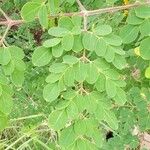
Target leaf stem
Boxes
[0,25,11,46]
[10,113,45,122]
[76,0,86,11]
[0,8,10,20]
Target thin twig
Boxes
[0,25,11,46]
[10,114,44,122]
[0,19,24,26]
[83,15,88,31]
[0,8,10,20]
[76,0,86,11]
[76,0,88,31]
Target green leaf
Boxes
[145,66,150,79]
[74,62,87,82]
[0,72,9,85]
[0,112,8,131]
[112,47,125,55]
[94,58,110,71]
[85,118,99,137]
[86,63,99,84]
[62,90,77,100]
[48,0,60,15]
[74,120,87,136]
[29,0,43,3]
[94,25,112,36]
[52,44,64,57]
[21,2,41,22]
[11,69,24,87]
[14,60,26,71]
[104,46,115,62]
[0,92,13,115]
[71,26,81,35]
[64,67,75,87]
[63,55,79,65]
[43,83,60,102]
[115,80,126,88]
[72,35,83,53]
[32,46,52,66]
[62,34,74,51]
[66,0,75,5]
[72,16,82,27]
[2,85,14,96]
[104,109,118,130]
[58,16,73,30]
[140,19,150,36]
[66,101,78,119]
[48,27,70,37]
[119,25,139,44]
[48,109,68,130]
[49,63,68,73]
[95,38,107,56]
[59,126,76,148]
[135,6,150,19]
[113,54,127,70]
[127,10,144,25]
[105,78,117,98]
[104,69,120,80]
[140,37,150,60]
[95,73,106,92]
[0,47,11,65]
[82,32,97,51]
[92,128,103,148]
[86,93,98,113]
[3,60,15,75]
[104,34,122,46]
[74,95,87,112]
[113,87,127,105]
[94,102,106,122]
[43,38,61,48]
[8,46,24,60]
[0,85,2,96]
[46,73,61,83]
[58,79,66,91]
[38,4,48,29]
[56,100,70,110]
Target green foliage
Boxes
[0,0,150,149]
[0,45,25,130]
[30,15,128,149]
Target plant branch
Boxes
[0,1,149,46]
[87,1,150,16]
[76,0,88,31]
[0,19,24,26]
[78,82,89,95]
[10,113,45,122]
[76,0,86,11]
[0,8,10,20]
[0,1,149,27]
[0,25,11,46]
